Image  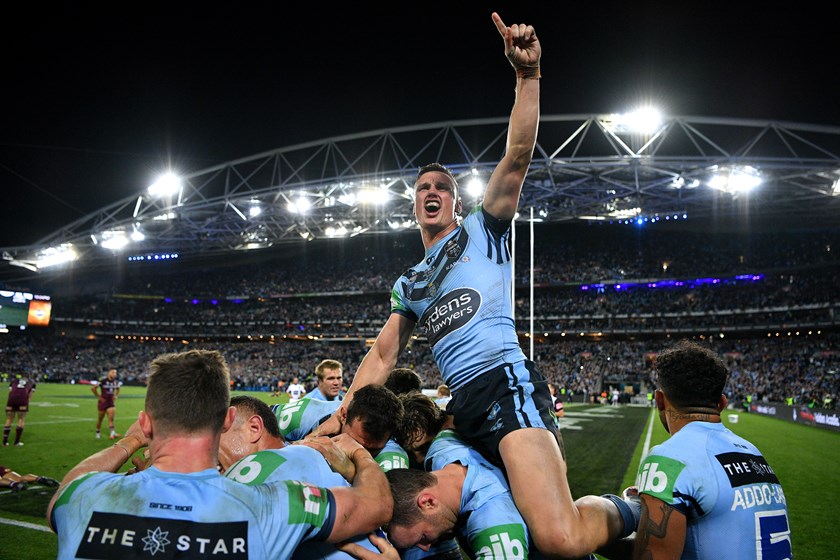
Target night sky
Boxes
[2,2,836,247]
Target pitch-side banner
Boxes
[731,402,840,432]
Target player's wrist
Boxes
[515,65,541,80]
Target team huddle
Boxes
[42,11,791,560]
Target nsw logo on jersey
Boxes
[420,288,481,348]
[471,523,528,559]
[76,512,248,558]
[636,456,686,504]
[285,480,329,527]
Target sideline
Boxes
[0,515,52,533]
[640,405,656,462]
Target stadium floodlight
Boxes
[130,225,145,242]
[466,176,485,198]
[148,172,182,198]
[708,165,762,194]
[35,244,78,269]
[832,177,840,195]
[100,230,129,251]
[603,107,663,134]
[287,195,312,214]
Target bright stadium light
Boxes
[466,176,485,197]
[148,172,182,198]
[604,107,663,134]
[35,244,78,269]
[100,230,129,251]
[708,165,762,194]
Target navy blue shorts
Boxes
[446,360,558,466]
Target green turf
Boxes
[1,384,835,558]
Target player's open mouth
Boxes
[424,200,441,213]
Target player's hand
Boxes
[123,419,148,448]
[337,531,400,560]
[300,435,357,482]
[492,12,540,70]
[125,449,152,475]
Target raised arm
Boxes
[308,313,414,438]
[482,12,541,222]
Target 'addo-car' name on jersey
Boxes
[422,288,480,347]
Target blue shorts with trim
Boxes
[446,360,558,466]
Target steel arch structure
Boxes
[3,114,839,278]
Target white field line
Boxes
[0,515,53,533]
[641,406,656,464]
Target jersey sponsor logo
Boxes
[470,523,528,559]
[376,452,409,471]
[225,452,288,485]
[285,480,329,526]
[276,399,308,432]
[75,512,247,558]
[636,456,686,503]
[420,288,480,348]
[715,452,780,486]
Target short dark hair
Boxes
[386,468,437,527]
[395,391,448,451]
[146,350,230,436]
[385,368,423,395]
[346,384,403,443]
[655,339,728,409]
[416,163,459,205]
[230,395,282,438]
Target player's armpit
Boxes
[633,494,686,560]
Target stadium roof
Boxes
[2,114,839,284]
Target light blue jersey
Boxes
[425,429,544,559]
[273,397,340,441]
[225,446,383,560]
[306,387,343,402]
[390,207,526,391]
[637,422,792,560]
[51,466,334,559]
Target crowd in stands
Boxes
[2,222,838,409]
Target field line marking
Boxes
[0,516,53,533]
[640,406,656,463]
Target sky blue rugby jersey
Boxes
[390,207,526,391]
[425,429,545,559]
[637,422,792,560]
[52,466,331,559]
[225,446,384,559]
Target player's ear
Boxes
[717,394,728,412]
[418,491,438,512]
[221,406,236,433]
[454,197,462,216]
[248,414,264,443]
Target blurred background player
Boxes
[286,375,307,401]
[433,385,451,410]
[5,373,36,446]
[307,359,344,401]
[0,465,59,491]
[92,367,121,439]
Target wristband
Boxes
[516,65,541,80]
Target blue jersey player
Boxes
[633,340,792,559]
[310,12,636,558]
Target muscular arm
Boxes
[47,424,146,526]
[309,313,414,439]
[326,448,393,543]
[482,12,540,222]
[633,494,686,559]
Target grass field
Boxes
[1,384,836,558]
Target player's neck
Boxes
[150,434,222,473]
[667,406,721,434]
[420,219,458,250]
